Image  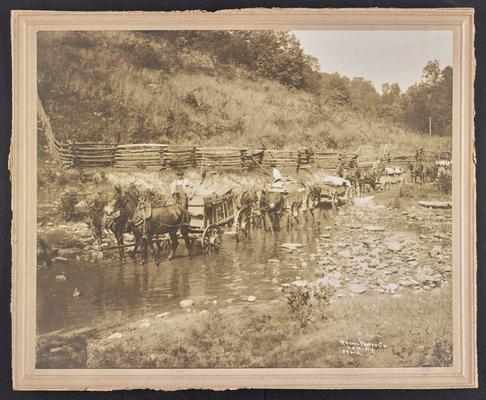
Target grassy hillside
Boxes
[38,31,451,158]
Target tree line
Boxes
[38,30,453,143]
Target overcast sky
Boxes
[292,30,453,92]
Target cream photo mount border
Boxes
[10,8,476,390]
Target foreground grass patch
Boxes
[84,285,452,368]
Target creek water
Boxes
[37,209,337,335]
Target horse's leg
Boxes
[168,230,179,260]
[182,228,192,259]
[115,232,124,264]
[129,226,140,259]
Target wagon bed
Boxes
[187,190,235,254]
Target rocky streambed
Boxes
[296,196,452,298]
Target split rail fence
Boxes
[38,98,450,173]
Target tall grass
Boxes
[39,32,451,155]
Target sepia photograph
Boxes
[10,8,476,390]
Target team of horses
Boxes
[93,160,444,264]
[93,182,323,264]
[407,160,439,184]
[235,184,321,235]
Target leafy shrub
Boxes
[58,189,81,221]
[285,284,336,328]
[143,188,169,207]
[437,172,452,194]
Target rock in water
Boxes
[55,274,67,281]
[108,332,123,340]
[386,242,402,252]
[179,299,194,309]
[384,283,399,294]
[430,245,441,257]
[338,249,351,259]
[365,225,385,232]
[291,280,308,288]
[155,312,170,319]
[247,295,256,302]
[348,283,367,294]
[139,320,151,329]
[281,243,305,250]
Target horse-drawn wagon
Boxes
[315,176,351,206]
[377,166,405,189]
[187,190,235,254]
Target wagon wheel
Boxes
[235,208,250,242]
[202,225,222,254]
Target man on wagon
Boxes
[349,154,359,169]
[415,146,425,162]
[170,170,194,209]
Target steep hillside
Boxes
[38,31,451,157]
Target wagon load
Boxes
[187,188,235,254]
[322,175,351,187]
[312,176,351,207]
[384,166,404,176]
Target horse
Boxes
[336,163,346,179]
[100,185,141,263]
[346,167,362,196]
[129,203,192,263]
[259,189,285,232]
[408,161,425,184]
[234,189,259,237]
[424,163,438,183]
[360,163,384,193]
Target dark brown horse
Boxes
[359,166,383,193]
[234,189,259,238]
[102,185,140,263]
[408,161,425,184]
[346,167,362,196]
[424,162,438,183]
[130,203,192,262]
[259,189,285,232]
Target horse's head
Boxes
[105,185,138,217]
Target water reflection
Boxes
[37,210,335,334]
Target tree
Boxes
[379,83,403,123]
[401,61,452,136]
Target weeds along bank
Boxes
[37,284,452,368]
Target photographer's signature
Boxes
[339,338,387,356]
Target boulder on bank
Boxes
[418,201,452,209]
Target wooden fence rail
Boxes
[38,97,451,173]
